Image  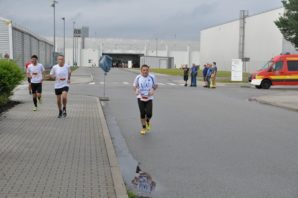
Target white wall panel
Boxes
[200,8,289,72]
[200,20,239,71]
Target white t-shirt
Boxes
[133,74,156,101]
[50,64,71,89]
[27,63,45,83]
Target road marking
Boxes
[89,82,95,85]
[97,81,189,87]
[167,83,176,86]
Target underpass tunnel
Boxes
[103,53,144,68]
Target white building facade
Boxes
[200,7,298,72]
[55,37,200,68]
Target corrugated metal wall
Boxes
[12,29,24,68]
[24,34,31,63]
[0,19,9,58]
[11,26,53,69]
[45,43,52,66]
[31,37,39,56]
[39,41,46,66]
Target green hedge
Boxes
[0,59,23,105]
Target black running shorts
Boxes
[31,83,42,94]
[55,86,69,95]
[55,87,69,96]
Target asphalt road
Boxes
[72,68,298,198]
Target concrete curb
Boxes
[96,98,128,198]
[250,97,298,112]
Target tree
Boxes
[275,0,298,49]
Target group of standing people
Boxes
[182,63,217,88]
[203,62,217,88]
[26,54,71,118]
[182,64,199,87]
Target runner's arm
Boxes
[152,76,158,90]
[41,65,45,81]
[133,76,139,94]
[68,67,71,83]
[48,67,55,79]
[26,67,31,78]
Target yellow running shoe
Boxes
[146,122,151,132]
[140,128,147,135]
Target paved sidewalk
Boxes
[0,69,127,197]
[252,93,298,111]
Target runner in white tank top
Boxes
[49,55,71,118]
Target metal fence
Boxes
[0,17,53,69]
[12,25,53,70]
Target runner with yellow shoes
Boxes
[133,65,158,135]
[26,55,45,111]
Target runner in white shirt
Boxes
[133,65,158,135]
[26,55,45,111]
[49,55,71,118]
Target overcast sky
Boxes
[0,0,282,40]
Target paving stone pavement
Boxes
[0,81,118,198]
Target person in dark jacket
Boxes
[190,64,199,87]
[182,64,189,87]
[202,64,208,87]
[206,64,213,88]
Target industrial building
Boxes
[54,35,200,68]
[0,17,53,69]
[200,7,298,72]
[3,6,294,73]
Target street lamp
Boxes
[72,21,76,65]
[62,17,65,56]
[51,0,58,65]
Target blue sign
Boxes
[99,55,112,73]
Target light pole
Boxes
[51,0,58,64]
[62,17,65,56]
[73,21,75,66]
[155,38,158,57]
